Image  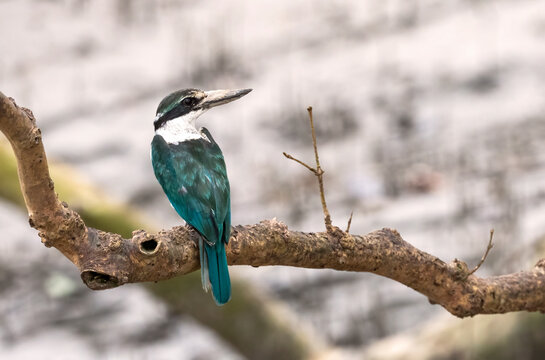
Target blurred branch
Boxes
[2,92,545,318]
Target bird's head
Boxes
[153,88,252,131]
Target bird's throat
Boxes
[155,111,208,144]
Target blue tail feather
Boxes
[203,241,231,305]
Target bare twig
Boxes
[282,152,316,173]
[307,107,333,232]
[467,229,495,276]
[346,211,354,233]
[283,107,333,233]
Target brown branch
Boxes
[2,91,545,318]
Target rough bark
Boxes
[1,91,545,318]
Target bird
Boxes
[151,88,252,305]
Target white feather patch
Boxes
[155,109,210,144]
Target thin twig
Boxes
[307,107,332,232]
[282,152,316,173]
[346,211,354,233]
[468,229,495,276]
[282,107,333,233]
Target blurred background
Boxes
[2,0,545,359]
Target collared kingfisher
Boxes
[151,88,251,305]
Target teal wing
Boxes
[151,133,230,244]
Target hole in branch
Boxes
[139,239,159,255]
[80,270,120,290]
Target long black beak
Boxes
[201,88,252,109]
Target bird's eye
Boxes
[183,97,194,106]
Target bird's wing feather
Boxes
[151,134,230,245]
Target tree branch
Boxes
[1,91,545,318]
